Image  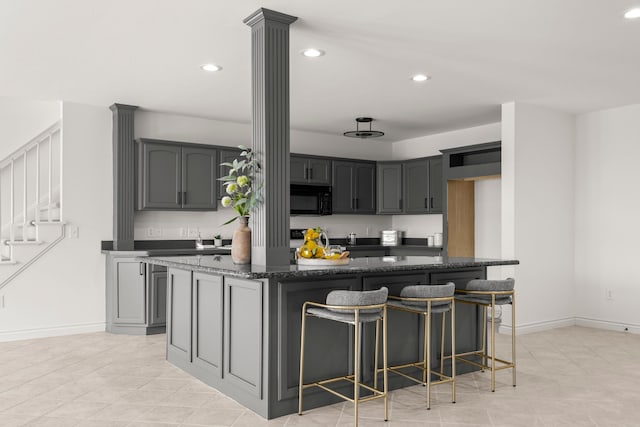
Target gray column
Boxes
[244,8,297,266]
[110,103,138,251]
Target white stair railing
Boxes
[1,121,63,261]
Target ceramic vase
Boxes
[231,216,251,264]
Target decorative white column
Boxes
[244,8,297,266]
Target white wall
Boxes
[0,102,112,341]
[133,110,393,240]
[574,104,640,332]
[501,102,575,333]
[390,123,502,238]
[0,98,61,159]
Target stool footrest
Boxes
[301,377,386,405]
[378,362,454,386]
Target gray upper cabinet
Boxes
[404,159,429,214]
[137,139,217,211]
[290,155,331,185]
[218,148,242,200]
[429,156,443,213]
[332,160,376,214]
[378,156,443,215]
[377,162,403,214]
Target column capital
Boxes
[243,8,297,27]
[109,103,139,113]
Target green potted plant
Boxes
[219,145,262,263]
[213,234,222,247]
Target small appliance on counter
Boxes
[380,230,403,246]
[347,232,357,245]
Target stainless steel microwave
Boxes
[290,184,332,215]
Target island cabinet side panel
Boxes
[430,267,486,365]
[224,277,263,398]
[362,272,428,386]
[167,268,193,365]
[192,272,224,382]
[269,275,360,418]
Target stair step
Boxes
[5,240,43,246]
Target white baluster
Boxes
[10,160,15,242]
[48,134,52,222]
[35,143,40,223]
[23,151,27,241]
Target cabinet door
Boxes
[113,259,147,325]
[149,270,167,327]
[377,163,403,214]
[307,158,331,185]
[182,146,217,210]
[355,162,376,213]
[218,148,242,200]
[139,142,181,209]
[404,159,430,214]
[192,272,224,381]
[428,157,443,213]
[167,268,193,364]
[290,156,308,185]
[332,161,355,213]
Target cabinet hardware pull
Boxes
[177,191,182,205]
[424,197,428,208]
[430,197,434,209]
[139,262,145,276]
[355,198,359,209]
[183,191,186,205]
[399,199,402,210]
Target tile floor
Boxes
[1,326,640,426]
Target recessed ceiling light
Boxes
[201,63,222,72]
[411,74,431,82]
[301,48,325,58]
[624,8,640,19]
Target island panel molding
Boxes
[245,8,298,266]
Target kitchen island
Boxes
[143,254,518,419]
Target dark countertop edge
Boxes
[140,257,520,280]
[103,248,231,256]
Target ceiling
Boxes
[2,0,639,142]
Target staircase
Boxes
[0,121,65,290]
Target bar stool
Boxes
[298,287,389,426]
[454,278,516,392]
[384,282,456,410]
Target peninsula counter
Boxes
[142,254,518,419]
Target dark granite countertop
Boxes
[141,254,519,280]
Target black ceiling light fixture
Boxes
[343,117,384,138]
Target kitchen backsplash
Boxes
[135,209,445,242]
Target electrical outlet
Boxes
[147,227,154,237]
[606,289,613,300]
[69,226,79,239]
[179,227,187,238]
[153,228,162,237]
[1,295,5,309]
[366,227,371,236]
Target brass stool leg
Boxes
[512,293,517,387]
[451,301,456,404]
[383,305,388,421]
[422,312,428,385]
[426,301,432,410]
[440,311,446,377]
[354,312,360,427]
[491,295,496,392]
[298,307,307,415]
[374,318,380,390]
[481,306,487,371]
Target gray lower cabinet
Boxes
[290,155,331,185]
[165,268,266,413]
[105,253,167,335]
[332,160,376,214]
[137,139,217,211]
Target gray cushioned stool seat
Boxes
[307,287,388,324]
[389,282,455,313]
[455,278,514,305]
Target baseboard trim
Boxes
[575,317,640,335]
[499,317,576,335]
[0,322,106,342]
